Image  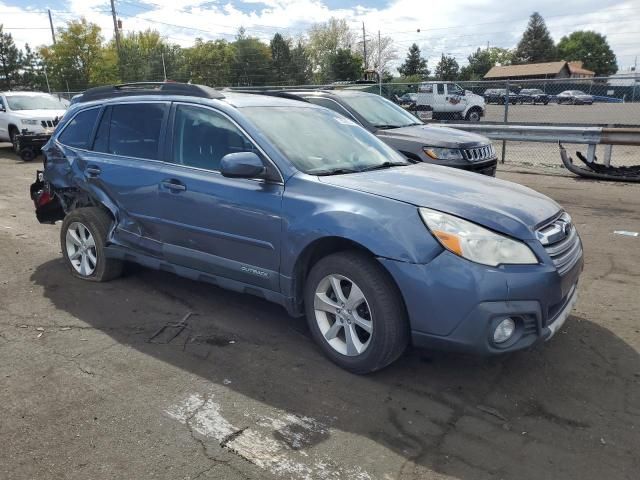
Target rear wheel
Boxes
[60,207,123,282]
[304,251,409,374]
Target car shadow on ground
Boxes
[31,259,640,479]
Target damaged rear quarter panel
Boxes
[42,141,121,225]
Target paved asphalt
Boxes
[1,146,639,480]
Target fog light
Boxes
[493,318,516,344]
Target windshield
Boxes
[6,95,67,111]
[242,106,409,175]
[337,94,422,129]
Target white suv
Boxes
[0,92,67,146]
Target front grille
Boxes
[537,212,582,276]
[40,119,59,128]
[462,144,496,162]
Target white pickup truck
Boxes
[0,91,67,147]
[416,82,485,122]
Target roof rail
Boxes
[73,82,225,104]
[236,90,310,103]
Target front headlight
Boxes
[21,119,38,125]
[423,147,463,160]
[419,208,538,266]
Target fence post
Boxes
[502,80,509,164]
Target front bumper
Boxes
[379,248,583,355]
[17,122,57,136]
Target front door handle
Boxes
[161,179,186,192]
[86,166,101,177]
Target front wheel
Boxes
[304,251,409,374]
[9,126,19,152]
[60,207,123,282]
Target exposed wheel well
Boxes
[291,237,399,316]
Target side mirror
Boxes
[0,105,5,112]
[220,151,266,179]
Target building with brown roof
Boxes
[484,61,595,80]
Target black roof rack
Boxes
[72,82,225,104]
[236,90,310,103]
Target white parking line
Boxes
[166,392,373,480]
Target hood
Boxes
[376,124,490,149]
[319,163,560,240]
[10,109,66,119]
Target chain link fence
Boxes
[377,76,640,171]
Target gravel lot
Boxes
[1,146,639,480]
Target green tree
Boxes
[557,31,617,76]
[39,18,113,91]
[328,48,362,81]
[0,25,21,90]
[185,38,235,86]
[397,43,429,79]
[289,40,312,85]
[270,33,292,84]
[514,12,557,64]
[114,30,186,82]
[231,29,272,86]
[19,44,48,90]
[434,54,459,80]
[460,47,515,80]
[307,18,354,83]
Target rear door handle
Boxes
[86,166,101,177]
[161,179,186,192]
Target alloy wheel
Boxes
[313,274,373,356]
[65,221,97,276]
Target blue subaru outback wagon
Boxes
[31,83,583,373]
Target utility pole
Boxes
[47,9,56,44]
[362,22,367,70]
[110,0,122,56]
[161,53,167,81]
[378,30,382,95]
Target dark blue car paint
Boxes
[41,92,582,354]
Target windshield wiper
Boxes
[314,167,361,176]
[358,161,409,172]
[373,124,401,130]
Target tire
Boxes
[304,251,409,374]
[543,100,549,105]
[60,207,123,282]
[465,109,481,122]
[9,126,19,152]
[20,148,36,162]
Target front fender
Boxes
[280,174,443,278]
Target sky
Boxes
[1,0,638,73]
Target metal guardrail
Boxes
[440,123,640,165]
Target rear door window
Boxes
[99,103,167,160]
[57,108,100,149]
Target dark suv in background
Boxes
[31,82,583,373]
[483,89,520,105]
[273,90,498,176]
[518,89,550,105]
